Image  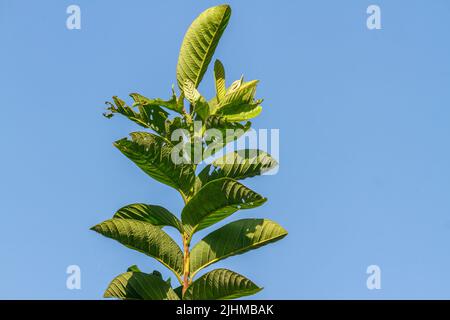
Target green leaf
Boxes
[127,265,141,273]
[217,104,262,122]
[214,59,226,102]
[114,132,195,197]
[207,150,278,182]
[184,269,261,300]
[205,115,251,137]
[196,149,276,191]
[151,270,163,279]
[181,178,266,235]
[130,89,183,114]
[227,75,244,94]
[173,285,183,299]
[164,116,190,139]
[113,203,183,233]
[104,96,169,134]
[225,79,256,101]
[148,269,172,285]
[202,115,251,160]
[177,5,231,90]
[91,219,184,278]
[183,80,210,120]
[104,271,180,300]
[190,219,287,276]
[215,79,262,121]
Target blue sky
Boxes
[1,0,450,299]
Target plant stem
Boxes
[182,233,190,296]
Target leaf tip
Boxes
[217,4,232,14]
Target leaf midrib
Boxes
[193,8,229,88]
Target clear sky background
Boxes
[1,0,450,299]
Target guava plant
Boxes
[91,4,287,300]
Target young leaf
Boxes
[215,79,263,121]
[176,5,231,90]
[104,271,180,300]
[227,77,243,94]
[217,103,262,122]
[184,269,261,300]
[91,219,184,278]
[190,219,288,276]
[113,203,183,233]
[114,132,195,197]
[183,79,210,120]
[130,90,183,114]
[181,178,266,235]
[214,59,226,102]
[225,78,254,100]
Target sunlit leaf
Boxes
[177,5,231,90]
[203,150,278,183]
[91,219,184,277]
[190,219,287,276]
[214,59,226,102]
[113,203,183,233]
[181,178,266,235]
